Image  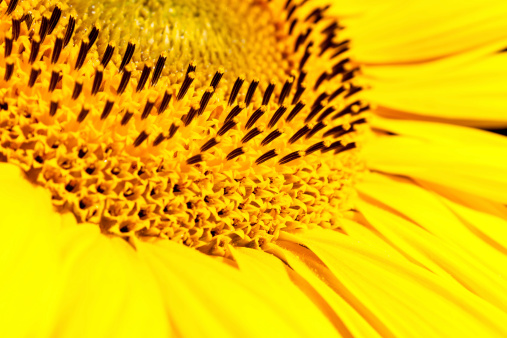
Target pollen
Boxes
[0,0,369,256]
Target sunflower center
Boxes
[0,0,369,256]
[69,0,288,85]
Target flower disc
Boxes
[0,0,369,255]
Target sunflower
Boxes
[1,0,507,336]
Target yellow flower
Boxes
[1,0,507,336]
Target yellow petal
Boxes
[363,51,507,126]
[231,247,340,337]
[327,0,402,17]
[357,173,507,310]
[0,164,61,338]
[371,116,507,146]
[54,224,171,337]
[347,209,459,282]
[437,194,507,257]
[357,176,507,311]
[280,228,507,336]
[338,218,411,263]
[345,0,507,64]
[138,239,328,337]
[274,240,384,337]
[414,179,507,254]
[363,125,507,203]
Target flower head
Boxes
[2,0,507,336]
[1,0,367,255]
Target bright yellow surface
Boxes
[1,0,507,336]
[0,0,367,252]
